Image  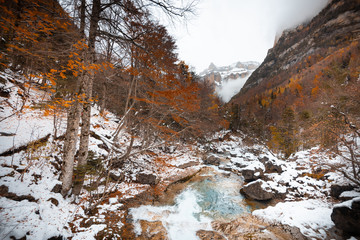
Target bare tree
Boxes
[59,0,197,197]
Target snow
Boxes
[339,190,360,199]
[253,199,334,239]
[334,197,360,209]
[1,69,359,239]
[72,224,107,240]
[0,157,79,239]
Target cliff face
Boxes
[229,0,360,128]
[237,0,360,95]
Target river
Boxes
[128,166,265,239]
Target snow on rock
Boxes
[253,199,334,239]
[333,196,360,209]
[339,190,360,199]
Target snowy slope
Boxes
[0,69,204,239]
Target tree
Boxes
[59,0,197,196]
[269,107,298,158]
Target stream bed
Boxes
[129,167,266,239]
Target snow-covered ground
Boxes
[1,69,359,239]
[0,69,205,239]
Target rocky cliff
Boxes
[229,0,360,129]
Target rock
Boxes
[259,156,269,163]
[330,184,354,199]
[259,157,282,173]
[339,190,360,201]
[203,155,221,166]
[196,230,226,240]
[51,184,62,193]
[218,165,232,172]
[47,236,64,240]
[229,151,238,157]
[241,168,264,182]
[109,171,125,182]
[177,161,199,169]
[331,198,360,237]
[241,180,274,201]
[134,172,159,185]
[138,220,169,240]
[47,197,59,206]
[0,185,37,202]
[264,161,283,173]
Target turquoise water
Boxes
[130,168,255,240]
[191,172,251,220]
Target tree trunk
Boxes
[72,0,100,196]
[73,73,93,195]
[61,97,82,196]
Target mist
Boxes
[215,75,251,103]
[169,0,329,72]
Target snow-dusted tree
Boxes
[60,0,197,196]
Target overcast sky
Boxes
[166,0,328,72]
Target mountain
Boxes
[200,61,260,102]
[228,0,360,134]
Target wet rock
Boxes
[177,161,199,169]
[241,168,264,182]
[137,220,169,240]
[134,172,159,185]
[196,230,226,240]
[241,180,274,201]
[203,155,221,166]
[275,224,306,240]
[331,198,360,237]
[330,184,354,199]
[212,215,305,240]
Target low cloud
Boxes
[216,76,250,103]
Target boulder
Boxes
[197,230,226,240]
[264,161,283,173]
[134,172,159,185]
[241,168,264,182]
[241,180,274,201]
[330,184,354,199]
[339,190,360,201]
[203,155,221,166]
[259,156,282,173]
[177,161,199,169]
[331,198,360,237]
[138,220,169,240]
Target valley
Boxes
[0,0,359,239]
